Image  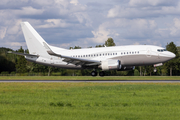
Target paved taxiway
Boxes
[0,80,180,83]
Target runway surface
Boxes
[0,80,180,83]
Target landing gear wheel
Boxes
[99,71,105,77]
[154,68,157,72]
[91,71,97,77]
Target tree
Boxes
[164,42,179,76]
[161,65,168,76]
[74,46,81,49]
[0,47,16,73]
[15,46,28,73]
[146,65,154,76]
[105,38,116,47]
[95,45,104,47]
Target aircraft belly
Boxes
[36,61,82,69]
[117,55,160,66]
[26,57,82,69]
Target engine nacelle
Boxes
[101,59,121,71]
[117,66,135,71]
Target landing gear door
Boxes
[146,48,151,57]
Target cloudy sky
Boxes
[1,0,180,50]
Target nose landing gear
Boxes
[154,68,157,72]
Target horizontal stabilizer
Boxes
[8,51,39,57]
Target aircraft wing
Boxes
[43,42,101,66]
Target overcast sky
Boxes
[1,0,180,50]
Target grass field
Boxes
[1,76,180,80]
[0,82,180,120]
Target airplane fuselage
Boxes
[25,44,175,69]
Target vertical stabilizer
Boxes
[21,22,49,57]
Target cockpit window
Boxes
[157,49,167,52]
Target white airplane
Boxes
[9,22,176,76]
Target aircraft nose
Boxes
[169,52,176,59]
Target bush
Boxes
[1,71,9,74]
[57,102,64,107]
[134,69,140,76]
[10,71,16,74]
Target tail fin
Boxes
[21,22,50,57]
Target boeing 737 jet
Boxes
[9,22,176,76]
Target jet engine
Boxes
[100,59,121,71]
[117,66,135,71]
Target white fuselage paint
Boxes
[25,44,175,69]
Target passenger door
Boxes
[146,48,151,57]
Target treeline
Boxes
[0,38,179,76]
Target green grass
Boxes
[0,82,180,119]
[1,76,180,80]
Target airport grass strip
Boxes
[0,82,180,120]
[0,76,180,80]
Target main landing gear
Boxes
[99,71,105,77]
[91,71,97,77]
[91,70,105,77]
